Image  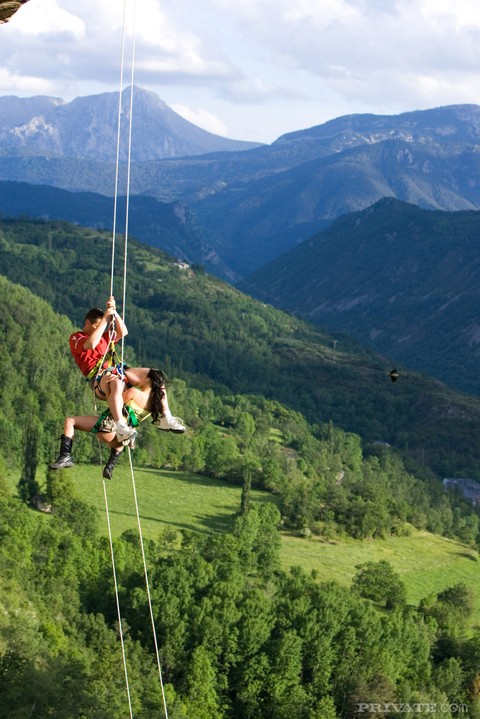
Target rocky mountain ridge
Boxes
[274,104,480,149]
[0,86,261,162]
[0,96,479,280]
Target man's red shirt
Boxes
[70,331,110,376]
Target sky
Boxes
[1,0,480,143]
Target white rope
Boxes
[110,0,129,298]
[103,2,136,715]
[127,447,170,719]
[106,2,170,716]
[120,3,137,365]
[102,478,134,719]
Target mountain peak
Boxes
[0,86,262,162]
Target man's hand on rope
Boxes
[105,295,116,320]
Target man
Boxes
[69,296,135,444]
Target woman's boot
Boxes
[49,435,74,470]
[103,448,123,480]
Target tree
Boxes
[434,657,465,702]
[235,411,256,450]
[265,630,310,719]
[421,583,475,636]
[240,459,253,516]
[234,503,281,579]
[17,397,42,504]
[182,645,223,719]
[351,560,407,609]
[201,425,240,479]
[437,584,475,621]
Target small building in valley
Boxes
[442,477,480,505]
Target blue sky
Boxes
[1,0,480,143]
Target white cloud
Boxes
[4,0,85,36]
[171,104,228,136]
[1,0,480,142]
[218,77,306,104]
[0,67,56,95]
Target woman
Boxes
[49,369,184,480]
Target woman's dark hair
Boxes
[147,368,167,422]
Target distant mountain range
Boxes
[0,93,479,279]
[239,198,480,395]
[0,86,261,162]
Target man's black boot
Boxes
[103,448,122,480]
[49,435,74,470]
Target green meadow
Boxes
[11,462,480,627]
[63,462,480,627]
[281,532,480,617]
[69,462,273,537]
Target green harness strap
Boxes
[85,336,125,382]
[124,406,140,427]
[92,406,139,434]
[85,358,104,382]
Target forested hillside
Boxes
[1,216,480,478]
[1,267,478,542]
[3,483,480,718]
[239,198,480,396]
[0,276,87,473]
[2,219,480,716]
[0,179,224,275]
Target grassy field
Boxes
[11,462,480,626]
[68,462,273,538]
[68,463,480,624]
[281,533,480,616]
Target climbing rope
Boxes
[103,478,134,719]
[110,0,128,299]
[101,2,170,717]
[127,447,170,718]
[120,0,136,365]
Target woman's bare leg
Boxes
[50,415,103,470]
[64,415,98,438]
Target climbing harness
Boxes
[92,405,139,435]
[85,321,126,388]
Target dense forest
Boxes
[1,477,480,718]
[1,217,480,716]
[1,217,480,477]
